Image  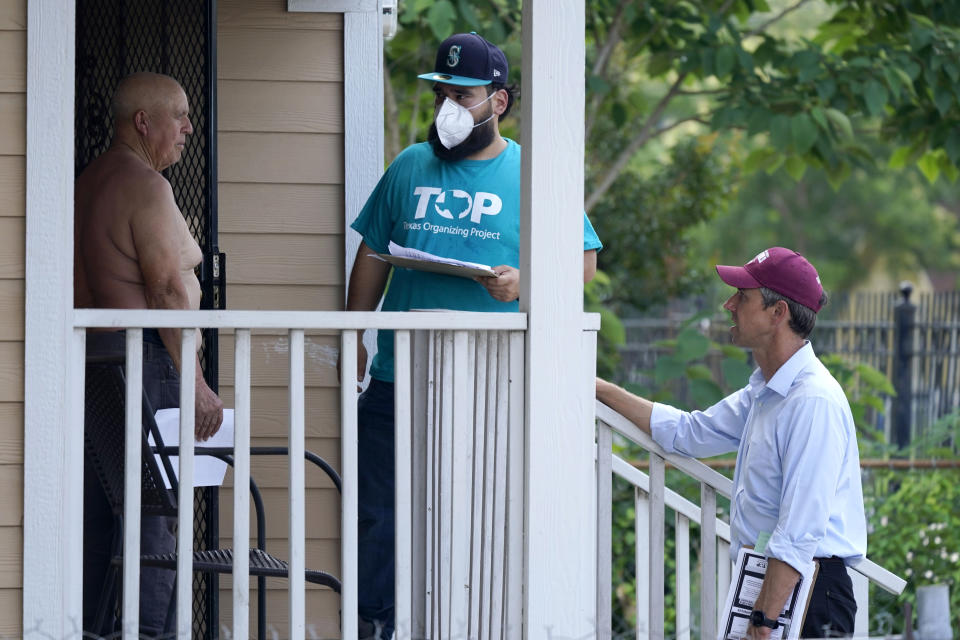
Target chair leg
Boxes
[259,575,266,640]
[163,572,177,637]
[93,515,125,636]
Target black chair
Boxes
[83,358,341,638]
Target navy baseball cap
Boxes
[418,32,508,86]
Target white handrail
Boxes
[609,455,731,542]
[596,399,908,625]
[72,309,527,330]
[596,402,733,497]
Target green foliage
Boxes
[589,138,740,311]
[629,312,752,410]
[687,160,960,294]
[586,270,627,380]
[385,1,960,312]
[864,465,960,634]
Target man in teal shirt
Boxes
[347,32,602,639]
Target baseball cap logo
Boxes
[753,249,770,264]
[446,45,461,68]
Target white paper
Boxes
[149,408,234,488]
[718,548,815,640]
[384,241,494,272]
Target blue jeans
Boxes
[357,379,396,637]
[83,330,179,638]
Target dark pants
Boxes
[83,331,180,638]
[801,557,857,638]
[357,379,397,638]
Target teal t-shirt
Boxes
[351,139,603,382]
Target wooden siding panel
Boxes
[0,343,22,402]
[217,333,339,388]
[219,0,342,30]
[0,528,21,588]
[0,217,24,277]
[0,156,25,217]
[0,31,25,92]
[218,232,342,286]
[219,28,342,82]
[216,4,346,621]
[0,93,25,155]
[219,80,343,134]
[218,590,340,638]
[219,132,344,184]
[218,183,343,234]
[226,284,343,311]
[217,386,339,438]
[219,487,340,539]
[0,404,22,464]
[219,437,340,488]
[0,280,23,340]
[0,589,20,634]
[0,1,26,30]
[0,466,22,524]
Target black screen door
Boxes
[75,0,223,635]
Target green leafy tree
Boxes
[687,163,960,294]
[385,1,960,313]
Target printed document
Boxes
[371,241,498,279]
[718,548,817,640]
[150,408,235,488]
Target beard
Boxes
[428,108,498,162]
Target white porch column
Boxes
[23,2,80,636]
[520,1,596,637]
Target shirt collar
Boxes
[764,341,816,397]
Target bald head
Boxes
[111,72,185,127]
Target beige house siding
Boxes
[0,0,25,633]
[217,1,345,634]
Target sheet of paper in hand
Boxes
[372,241,498,279]
[150,408,235,488]
[717,548,818,640]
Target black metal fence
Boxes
[620,286,960,446]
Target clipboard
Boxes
[375,253,498,279]
[371,241,499,280]
[717,548,819,639]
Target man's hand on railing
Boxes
[596,377,654,435]
[195,378,224,441]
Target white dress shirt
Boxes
[650,342,867,572]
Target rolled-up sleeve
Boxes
[650,388,751,458]
[764,395,849,573]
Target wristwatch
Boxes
[750,609,780,629]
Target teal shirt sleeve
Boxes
[583,212,602,251]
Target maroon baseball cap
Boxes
[716,247,824,312]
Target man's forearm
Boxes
[595,378,654,434]
[346,242,391,311]
[145,283,193,372]
[753,557,800,623]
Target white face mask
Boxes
[434,92,496,149]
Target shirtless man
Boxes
[76,71,223,637]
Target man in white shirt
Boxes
[596,247,866,638]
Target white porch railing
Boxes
[71,309,527,640]
[596,401,908,640]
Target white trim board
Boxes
[23,1,81,637]
[287,0,379,13]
